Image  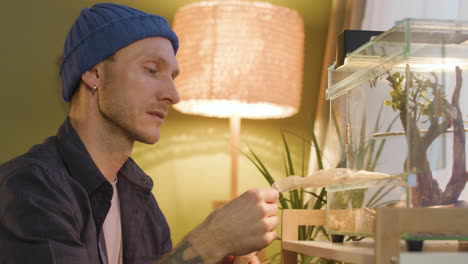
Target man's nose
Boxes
[167,79,180,104]
[160,77,180,104]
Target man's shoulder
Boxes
[0,136,90,218]
[0,136,68,186]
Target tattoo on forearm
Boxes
[159,241,204,264]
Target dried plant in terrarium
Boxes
[382,65,468,207]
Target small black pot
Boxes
[331,234,345,243]
[406,240,424,251]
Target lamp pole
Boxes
[229,112,241,200]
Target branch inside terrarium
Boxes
[442,66,468,205]
[384,65,467,206]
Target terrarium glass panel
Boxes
[326,19,468,239]
[327,177,405,237]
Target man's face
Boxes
[98,37,180,144]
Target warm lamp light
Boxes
[172,0,304,199]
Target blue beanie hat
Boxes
[60,3,179,102]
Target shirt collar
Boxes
[56,118,153,196]
[119,158,154,190]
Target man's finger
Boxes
[261,188,279,203]
[263,202,278,216]
[248,254,260,264]
[264,215,280,231]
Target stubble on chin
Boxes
[100,108,162,146]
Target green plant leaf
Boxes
[290,189,302,210]
[331,107,346,156]
[311,129,324,170]
[355,111,367,169]
[311,187,327,210]
[281,130,295,176]
[311,225,329,241]
[304,191,327,204]
[365,104,384,170]
[373,199,402,208]
[367,184,398,208]
[244,146,274,185]
[242,146,290,209]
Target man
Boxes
[0,3,279,264]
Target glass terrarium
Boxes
[326,19,468,239]
[327,177,405,237]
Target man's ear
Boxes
[81,66,102,88]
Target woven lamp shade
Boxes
[172,1,304,119]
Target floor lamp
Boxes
[172,0,304,200]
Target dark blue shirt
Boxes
[0,119,172,263]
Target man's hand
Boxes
[233,252,260,264]
[184,188,279,263]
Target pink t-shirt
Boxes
[102,180,123,264]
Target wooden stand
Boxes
[281,208,468,264]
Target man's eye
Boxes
[145,68,157,74]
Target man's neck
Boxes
[69,115,133,183]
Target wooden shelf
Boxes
[282,240,468,264]
[281,208,468,264]
[283,240,374,264]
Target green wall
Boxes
[0,0,331,252]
